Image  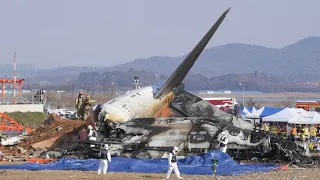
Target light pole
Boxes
[239,83,244,106]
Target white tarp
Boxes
[288,111,320,124]
[262,108,300,122]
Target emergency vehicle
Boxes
[296,101,320,112]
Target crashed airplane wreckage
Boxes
[79,8,320,165]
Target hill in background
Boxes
[106,36,320,81]
[2,36,320,92]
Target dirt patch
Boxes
[19,115,85,150]
[0,169,320,180]
[0,146,21,157]
[31,137,61,150]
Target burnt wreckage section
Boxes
[78,88,320,166]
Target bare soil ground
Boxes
[0,169,320,180]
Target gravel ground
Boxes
[0,169,320,180]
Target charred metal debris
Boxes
[76,88,320,167]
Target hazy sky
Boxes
[1,0,319,68]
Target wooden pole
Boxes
[13,52,17,104]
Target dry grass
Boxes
[43,92,114,108]
[22,91,320,109]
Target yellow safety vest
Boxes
[303,127,310,137]
[310,127,317,137]
[270,126,279,134]
[75,97,83,108]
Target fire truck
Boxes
[296,101,320,112]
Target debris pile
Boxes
[0,114,86,158]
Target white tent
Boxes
[290,108,307,115]
[288,111,320,124]
[245,107,286,119]
[262,108,298,122]
[252,107,257,113]
[242,107,251,114]
[245,107,264,119]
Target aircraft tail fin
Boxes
[154,8,231,98]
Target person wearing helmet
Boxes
[166,146,183,179]
[75,92,83,120]
[219,132,228,153]
[97,144,112,175]
[82,94,96,121]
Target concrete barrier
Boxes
[0,104,44,113]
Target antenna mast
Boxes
[13,51,17,104]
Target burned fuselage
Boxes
[87,89,267,159]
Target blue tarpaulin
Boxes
[241,106,259,115]
[246,107,258,113]
[245,107,284,119]
[259,107,284,118]
[0,150,279,176]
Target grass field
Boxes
[6,112,49,129]
[19,91,320,109]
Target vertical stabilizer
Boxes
[154,8,231,98]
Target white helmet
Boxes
[221,132,226,136]
[104,144,109,150]
[88,125,93,130]
[173,146,178,152]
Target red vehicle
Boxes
[296,101,320,112]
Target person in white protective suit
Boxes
[219,132,228,153]
[87,125,97,147]
[97,144,112,174]
[166,146,183,179]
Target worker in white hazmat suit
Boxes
[219,132,228,153]
[97,144,112,174]
[166,146,183,179]
[87,125,97,147]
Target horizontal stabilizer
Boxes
[154,8,231,98]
